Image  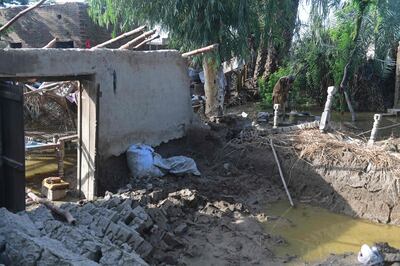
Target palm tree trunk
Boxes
[203,57,224,118]
[263,42,279,80]
[253,36,268,79]
[339,2,369,122]
[262,0,299,81]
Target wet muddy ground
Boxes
[265,201,400,264]
[19,104,400,265]
[25,152,76,194]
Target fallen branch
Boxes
[119,29,156,50]
[0,0,47,34]
[182,44,219,58]
[43,37,58,48]
[24,82,64,95]
[93,25,146,48]
[255,121,320,135]
[26,190,76,225]
[133,34,160,50]
[270,139,294,207]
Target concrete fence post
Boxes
[368,114,382,146]
[320,86,338,133]
[273,104,280,129]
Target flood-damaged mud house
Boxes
[2,1,400,266]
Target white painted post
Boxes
[320,86,338,133]
[273,104,280,129]
[368,114,382,146]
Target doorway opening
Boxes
[0,75,97,212]
[24,79,79,201]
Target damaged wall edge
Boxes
[0,48,193,200]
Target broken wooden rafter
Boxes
[133,34,160,50]
[181,44,219,58]
[58,134,78,142]
[0,0,47,34]
[119,29,157,50]
[43,37,59,48]
[93,25,147,49]
[24,82,64,95]
[25,142,59,152]
[26,189,76,225]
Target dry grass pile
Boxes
[225,127,400,200]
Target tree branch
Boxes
[0,0,47,34]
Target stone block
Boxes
[106,197,122,209]
[105,222,120,240]
[126,229,144,250]
[97,216,112,233]
[174,223,188,235]
[41,177,69,201]
[100,246,148,266]
[0,208,40,237]
[136,240,153,258]
[114,222,133,243]
[147,208,169,231]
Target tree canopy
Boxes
[89,0,400,112]
[89,0,261,61]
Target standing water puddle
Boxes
[264,201,400,263]
[25,153,76,193]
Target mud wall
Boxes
[219,139,400,225]
[276,150,400,225]
[0,3,112,48]
[0,48,193,198]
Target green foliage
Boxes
[88,0,260,61]
[281,0,400,111]
[259,65,315,108]
[88,0,400,111]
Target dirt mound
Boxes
[228,126,400,224]
[6,119,400,265]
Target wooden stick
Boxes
[182,44,219,58]
[24,84,36,92]
[58,134,78,142]
[25,142,59,152]
[24,82,64,95]
[93,25,146,48]
[119,29,156,50]
[270,139,294,207]
[26,190,76,225]
[133,34,160,50]
[57,139,65,178]
[43,37,58,48]
[0,0,47,34]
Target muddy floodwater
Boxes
[25,153,76,193]
[227,102,400,139]
[264,201,400,264]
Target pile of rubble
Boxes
[0,168,286,266]
[0,187,200,265]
